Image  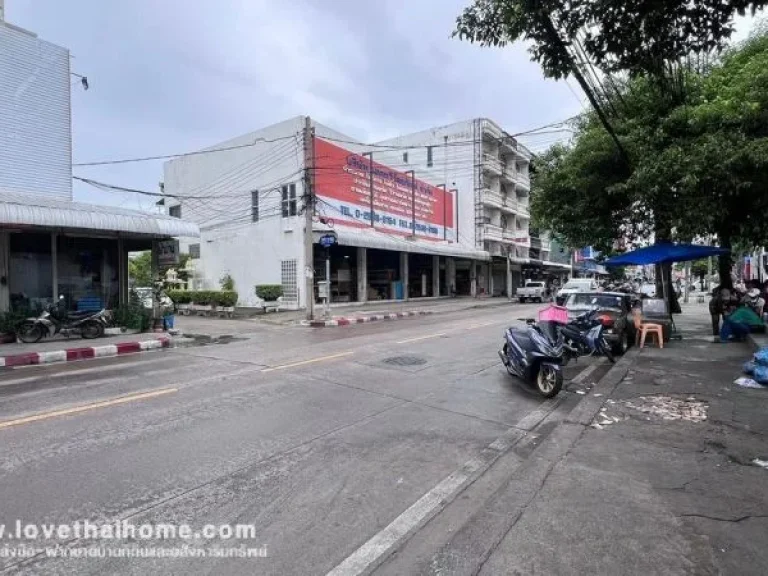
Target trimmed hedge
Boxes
[255,284,283,302]
[167,290,238,307]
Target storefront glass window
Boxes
[57,236,119,311]
[9,233,53,312]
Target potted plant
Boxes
[194,290,213,315]
[0,311,22,344]
[216,291,238,317]
[255,284,283,312]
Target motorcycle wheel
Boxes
[601,337,616,364]
[17,321,43,344]
[81,320,104,340]
[536,364,563,398]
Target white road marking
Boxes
[570,363,599,384]
[0,356,175,387]
[325,427,527,576]
[395,333,446,344]
[260,351,354,373]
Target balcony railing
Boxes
[483,223,503,242]
[516,172,531,189]
[482,188,503,208]
[482,154,503,176]
[502,197,530,217]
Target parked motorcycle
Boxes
[498,319,566,398]
[556,307,616,364]
[17,296,111,343]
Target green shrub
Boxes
[167,290,192,304]
[215,291,238,307]
[255,284,283,301]
[0,310,31,335]
[166,290,238,307]
[111,304,152,332]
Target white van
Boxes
[556,278,598,305]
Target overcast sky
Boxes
[6,1,762,211]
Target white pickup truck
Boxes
[517,280,547,303]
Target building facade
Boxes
[374,119,570,294]
[0,9,198,314]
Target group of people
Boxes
[709,283,767,342]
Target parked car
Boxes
[517,280,547,303]
[555,278,598,305]
[564,291,636,355]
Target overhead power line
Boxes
[72,133,300,167]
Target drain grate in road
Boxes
[383,355,427,367]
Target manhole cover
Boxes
[383,356,427,366]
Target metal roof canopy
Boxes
[0,191,199,238]
[322,226,490,261]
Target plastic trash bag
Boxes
[744,361,757,375]
[754,365,768,384]
[754,347,768,366]
[734,377,766,389]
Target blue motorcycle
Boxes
[498,319,565,398]
[556,308,616,364]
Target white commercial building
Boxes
[0,4,198,313]
[163,116,565,309]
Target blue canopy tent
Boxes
[604,243,730,337]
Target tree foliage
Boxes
[128,251,152,287]
[455,0,767,79]
[531,31,768,288]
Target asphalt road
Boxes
[0,303,612,575]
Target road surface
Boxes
[0,303,612,575]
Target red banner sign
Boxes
[313,138,454,240]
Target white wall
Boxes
[373,120,479,252]
[164,116,308,306]
[0,22,71,199]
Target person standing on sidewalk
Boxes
[708,287,724,336]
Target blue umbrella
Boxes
[603,243,729,266]
[603,243,730,338]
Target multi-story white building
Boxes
[0,2,197,313]
[373,118,560,294]
[163,116,568,309]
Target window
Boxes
[169,205,181,218]
[403,151,409,164]
[251,190,259,222]
[189,243,200,259]
[282,183,297,217]
[427,146,434,167]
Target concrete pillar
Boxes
[506,256,512,300]
[447,258,456,295]
[470,261,477,297]
[357,247,367,303]
[118,238,128,306]
[432,256,440,297]
[0,231,8,312]
[51,233,58,301]
[400,252,409,301]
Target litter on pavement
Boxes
[622,395,708,422]
[734,377,767,389]
[752,458,768,469]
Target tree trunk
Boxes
[718,235,733,290]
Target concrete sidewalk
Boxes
[477,308,768,574]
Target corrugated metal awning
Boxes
[325,226,489,260]
[0,191,199,238]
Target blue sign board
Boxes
[318,234,337,248]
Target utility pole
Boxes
[303,116,315,321]
[405,170,415,238]
[362,152,375,227]
[436,184,447,241]
[451,188,458,243]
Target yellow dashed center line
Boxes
[261,351,354,373]
[0,387,178,431]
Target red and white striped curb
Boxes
[0,337,171,368]
[308,310,433,327]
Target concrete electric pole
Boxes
[303,116,315,321]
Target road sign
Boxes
[318,234,337,248]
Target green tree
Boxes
[128,251,152,287]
